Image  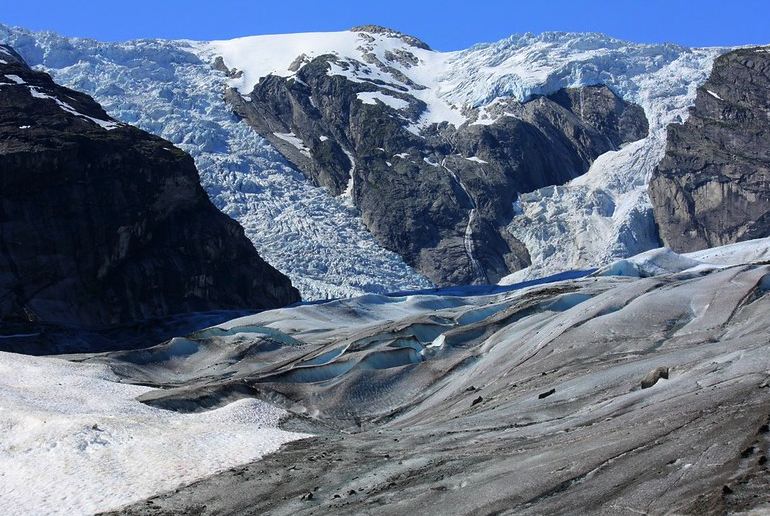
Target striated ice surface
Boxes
[68,236,770,515]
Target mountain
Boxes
[0,25,724,296]
[650,46,770,251]
[3,23,770,516]
[0,25,434,300]
[0,44,299,349]
[228,49,648,284]
[201,27,717,286]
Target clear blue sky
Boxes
[1,0,768,50]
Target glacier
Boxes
[0,25,728,295]
[0,25,433,301]
[71,236,770,514]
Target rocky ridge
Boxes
[0,45,299,350]
[226,44,649,285]
[650,46,770,251]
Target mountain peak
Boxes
[349,24,431,50]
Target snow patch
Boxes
[341,147,357,204]
[28,85,119,130]
[706,89,723,100]
[356,90,410,110]
[273,131,312,158]
[5,74,24,84]
[0,351,308,515]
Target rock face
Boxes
[227,42,648,285]
[0,45,299,335]
[649,47,770,252]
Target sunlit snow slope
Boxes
[0,351,308,515]
[0,25,728,292]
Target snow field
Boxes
[0,351,308,515]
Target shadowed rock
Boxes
[0,45,299,352]
[641,366,670,389]
[224,49,648,286]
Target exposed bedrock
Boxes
[225,50,648,286]
[650,47,770,252]
[0,45,299,351]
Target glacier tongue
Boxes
[0,26,433,301]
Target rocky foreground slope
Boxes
[0,45,299,351]
[52,238,768,515]
[650,46,770,252]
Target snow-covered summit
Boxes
[197,28,701,131]
[197,27,467,128]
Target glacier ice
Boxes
[0,350,308,515]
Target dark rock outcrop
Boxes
[547,85,649,148]
[349,25,431,50]
[0,45,299,341]
[225,46,649,286]
[649,47,770,252]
